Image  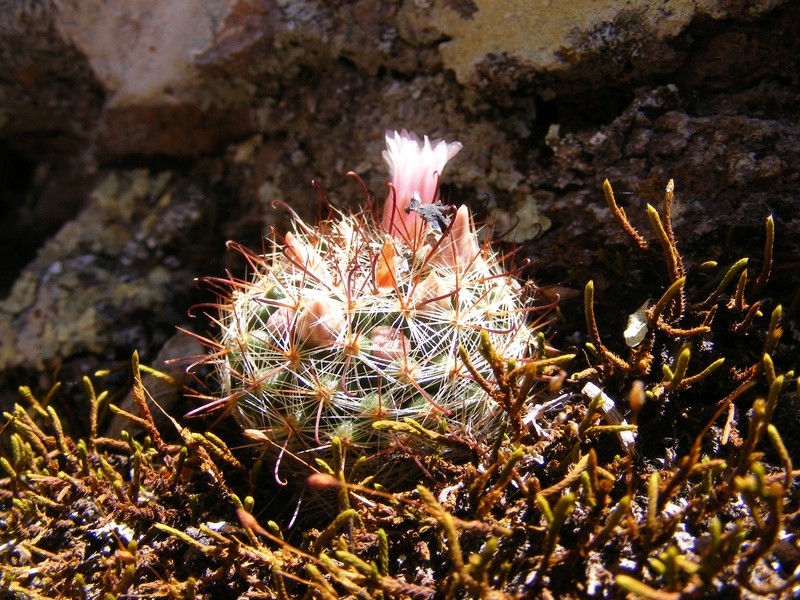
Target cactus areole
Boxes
[209,130,536,474]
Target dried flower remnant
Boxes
[428,204,482,271]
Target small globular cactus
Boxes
[208,130,536,473]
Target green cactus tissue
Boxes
[204,130,540,475]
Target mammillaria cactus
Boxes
[207,130,538,475]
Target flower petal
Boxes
[381,129,462,247]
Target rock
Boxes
[428,0,788,89]
[0,0,797,398]
[0,1,103,156]
[0,170,217,375]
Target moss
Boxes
[2,179,798,598]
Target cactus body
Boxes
[216,212,531,454]
[209,131,535,471]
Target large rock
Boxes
[0,170,218,395]
[0,0,797,401]
[430,0,787,87]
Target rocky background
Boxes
[1,0,798,426]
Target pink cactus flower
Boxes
[381,129,462,247]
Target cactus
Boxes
[208,130,535,473]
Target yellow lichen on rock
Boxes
[430,0,786,84]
